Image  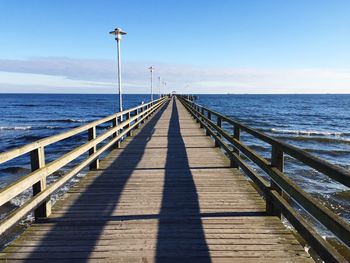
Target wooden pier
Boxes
[0,96,349,262]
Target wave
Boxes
[270,128,348,137]
[14,104,37,107]
[45,118,88,123]
[303,148,350,157]
[246,144,269,152]
[0,126,32,131]
[275,135,350,145]
[45,125,62,130]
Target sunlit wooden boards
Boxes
[0,98,313,262]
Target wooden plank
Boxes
[0,97,314,262]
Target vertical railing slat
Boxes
[126,112,132,136]
[88,126,99,170]
[141,106,145,124]
[200,107,204,128]
[206,111,211,136]
[267,145,284,217]
[215,116,222,147]
[31,147,51,219]
[112,116,121,148]
[231,126,240,168]
[135,108,140,129]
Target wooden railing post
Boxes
[206,111,211,136]
[112,116,121,148]
[88,126,99,170]
[126,112,132,136]
[215,116,222,147]
[145,105,150,120]
[30,147,51,219]
[135,108,140,129]
[190,103,195,120]
[231,126,240,168]
[150,103,154,116]
[141,106,145,124]
[195,105,200,123]
[266,145,284,217]
[200,107,204,128]
[148,104,152,118]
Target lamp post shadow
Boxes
[156,98,211,262]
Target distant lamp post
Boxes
[158,76,161,98]
[109,27,127,119]
[162,81,166,96]
[149,66,154,101]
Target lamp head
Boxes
[109,27,127,40]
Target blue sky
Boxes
[0,0,349,93]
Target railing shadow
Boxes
[24,101,170,261]
[156,98,211,262]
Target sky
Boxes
[0,0,349,94]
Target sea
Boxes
[0,93,349,233]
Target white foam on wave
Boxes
[0,126,32,131]
[45,125,60,129]
[68,118,86,123]
[270,128,344,137]
[10,188,32,207]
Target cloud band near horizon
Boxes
[0,57,349,94]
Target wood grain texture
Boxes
[0,98,313,262]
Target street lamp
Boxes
[109,27,127,120]
[158,76,161,98]
[149,66,154,102]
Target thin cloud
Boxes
[0,57,349,93]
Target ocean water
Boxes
[0,93,152,221]
[196,94,350,225]
[0,94,349,227]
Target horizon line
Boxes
[0,92,350,95]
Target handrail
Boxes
[202,106,350,188]
[177,95,349,263]
[0,97,169,235]
[0,98,165,164]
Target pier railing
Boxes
[0,97,168,235]
[178,95,349,262]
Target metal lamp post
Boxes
[109,27,127,120]
[158,76,161,98]
[149,66,154,102]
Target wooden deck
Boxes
[1,98,313,262]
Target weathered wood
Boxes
[266,145,284,217]
[179,96,349,261]
[182,97,350,247]
[0,98,165,165]
[215,116,222,147]
[0,98,167,235]
[30,147,51,219]
[0,97,314,262]
[231,126,240,168]
[88,126,99,170]
[197,103,350,188]
[270,191,347,262]
[111,116,121,148]
[200,107,205,128]
[126,111,132,136]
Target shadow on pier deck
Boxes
[1,98,314,262]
